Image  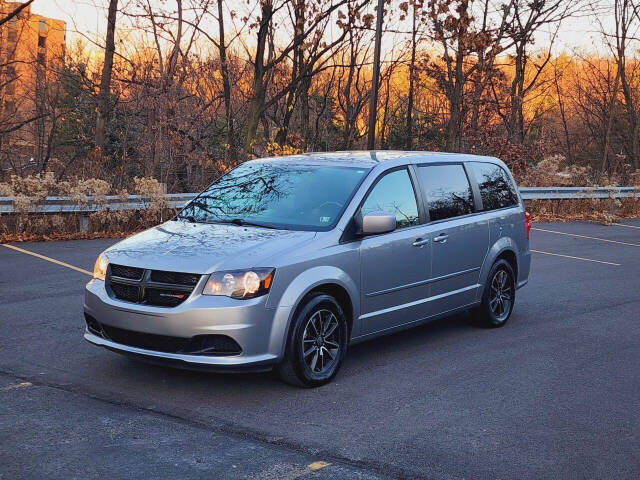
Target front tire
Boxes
[473,259,516,328]
[276,294,348,387]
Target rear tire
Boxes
[276,294,348,387]
[472,259,516,328]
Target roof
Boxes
[250,151,500,168]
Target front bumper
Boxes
[84,279,289,369]
[84,332,277,371]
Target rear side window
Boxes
[418,164,474,221]
[471,162,519,210]
[361,169,419,229]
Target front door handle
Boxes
[412,237,429,247]
[433,233,449,243]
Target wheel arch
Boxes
[496,249,518,280]
[296,283,354,338]
[478,237,519,299]
[270,266,359,359]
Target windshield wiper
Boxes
[218,218,283,230]
[177,214,197,223]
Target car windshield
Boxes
[176,162,369,230]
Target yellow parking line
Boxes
[1,244,92,276]
[0,382,32,392]
[531,249,620,266]
[307,461,331,471]
[532,228,640,247]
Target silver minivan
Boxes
[85,151,531,386]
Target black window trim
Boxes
[415,161,478,223]
[407,164,429,223]
[468,160,521,212]
[463,162,483,212]
[341,165,424,242]
[359,165,424,227]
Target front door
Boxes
[358,168,432,335]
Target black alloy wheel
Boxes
[473,259,516,328]
[276,293,348,387]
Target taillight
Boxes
[524,211,531,239]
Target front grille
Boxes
[144,287,189,307]
[150,270,200,286]
[107,264,201,307]
[110,282,139,303]
[84,314,242,355]
[110,264,144,280]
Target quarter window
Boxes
[418,164,474,221]
[361,169,419,229]
[471,162,519,210]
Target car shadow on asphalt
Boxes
[102,311,480,391]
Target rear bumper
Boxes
[84,279,291,369]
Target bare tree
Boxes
[424,0,513,151]
[499,0,573,144]
[0,0,34,27]
[243,0,368,155]
[611,0,640,169]
[95,0,118,150]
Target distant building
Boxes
[0,1,66,171]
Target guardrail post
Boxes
[79,214,90,233]
[608,190,618,216]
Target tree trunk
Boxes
[245,1,272,156]
[555,70,572,161]
[469,52,485,134]
[367,0,385,150]
[381,68,392,148]
[405,3,417,150]
[163,0,182,90]
[299,76,311,148]
[508,47,526,144]
[446,37,466,152]
[274,0,304,146]
[601,66,621,175]
[217,0,234,160]
[446,94,463,152]
[95,0,118,150]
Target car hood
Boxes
[103,220,316,274]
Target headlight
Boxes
[203,268,275,299]
[93,254,108,281]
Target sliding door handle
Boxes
[412,238,430,247]
[433,233,449,243]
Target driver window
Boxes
[361,169,419,229]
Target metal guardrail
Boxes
[519,186,639,200]
[0,193,198,214]
[0,187,638,214]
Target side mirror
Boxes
[361,211,396,235]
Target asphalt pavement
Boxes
[1,220,640,479]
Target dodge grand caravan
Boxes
[84,151,531,387]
